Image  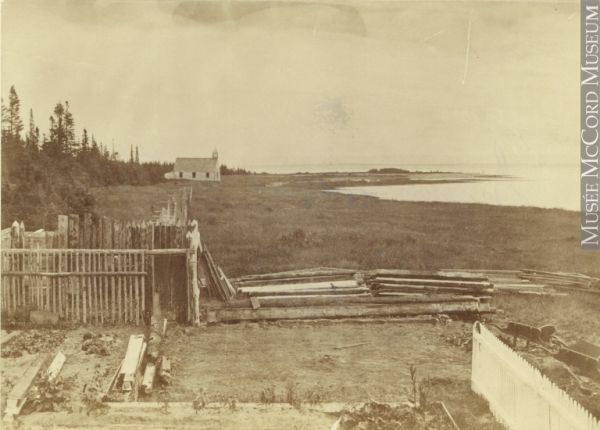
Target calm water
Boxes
[248,163,580,211]
[330,165,580,212]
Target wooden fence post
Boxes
[57,216,69,248]
[186,220,201,326]
[68,214,79,249]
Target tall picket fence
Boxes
[472,322,600,430]
[1,249,149,325]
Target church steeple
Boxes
[212,149,218,160]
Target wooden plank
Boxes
[245,288,370,297]
[370,277,492,289]
[141,274,146,323]
[370,269,489,282]
[47,352,66,381]
[95,253,101,324]
[119,335,146,392]
[236,274,356,287]
[76,252,81,322]
[3,359,43,422]
[134,263,140,325]
[372,284,493,295]
[110,254,116,323]
[239,280,358,294]
[141,363,156,394]
[0,331,20,345]
[117,257,122,324]
[81,272,87,324]
[209,300,490,323]
[58,275,63,318]
[237,267,357,281]
[103,266,109,325]
[225,294,486,309]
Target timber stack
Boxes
[439,269,600,296]
[365,269,494,296]
[206,267,493,323]
[200,245,236,301]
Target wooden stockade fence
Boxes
[0,189,212,326]
[2,188,193,250]
[1,249,149,325]
[1,216,189,250]
[472,322,600,430]
[153,187,192,226]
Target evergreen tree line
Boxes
[1,86,173,229]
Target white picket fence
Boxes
[471,322,600,430]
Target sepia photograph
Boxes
[1,0,599,428]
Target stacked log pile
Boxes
[366,270,494,296]
[440,269,600,296]
[207,268,492,323]
[201,246,236,301]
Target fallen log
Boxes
[372,284,493,295]
[216,294,487,309]
[368,277,492,289]
[238,279,358,294]
[369,269,489,282]
[236,268,356,282]
[243,287,369,297]
[207,298,492,322]
[235,274,356,287]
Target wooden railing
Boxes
[472,322,600,430]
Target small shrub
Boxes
[285,381,301,409]
[260,385,277,404]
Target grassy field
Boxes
[93,173,600,278]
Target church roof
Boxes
[174,157,218,172]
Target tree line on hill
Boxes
[1,86,173,229]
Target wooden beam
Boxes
[235,274,356,287]
[208,299,491,322]
[369,277,492,288]
[119,335,146,392]
[2,271,147,276]
[0,331,20,345]
[47,352,66,382]
[237,268,356,281]
[141,363,156,394]
[238,279,358,294]
[369,269,489,282]
[372,284,493,295]
[219,294,484,309]
[3,359,43,422]
[244,287,369,297]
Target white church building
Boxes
[165,150,221,182]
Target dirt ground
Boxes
[2,318,499,430]
[1,327,135,417]
[1,284,599,429]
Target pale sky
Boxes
[1,0,579,168]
